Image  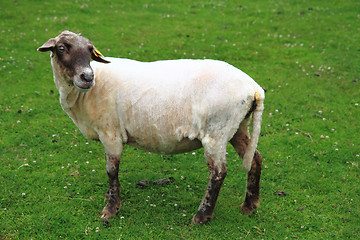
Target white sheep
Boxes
[38,30,265,225]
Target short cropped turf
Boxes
[0,0,359,239]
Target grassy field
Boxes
[1,0,359,239]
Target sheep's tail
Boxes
[242,89,265,172]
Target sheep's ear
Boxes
[91,47,110,63]
[37,38,56,52]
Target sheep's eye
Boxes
[59,46,65,53]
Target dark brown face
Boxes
[38,30,110,92]
[56,35,94,91]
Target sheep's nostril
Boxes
[81,72,94,82]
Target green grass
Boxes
[1,0,359,239]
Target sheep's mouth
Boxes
[74,80,95,92]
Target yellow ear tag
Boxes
[94,48,102,57]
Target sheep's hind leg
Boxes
[100,153,121,219]
[192,138,227,225]
[230,130,262,215]
[242,150,262,214]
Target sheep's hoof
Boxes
[241,200,259,215]
[100,201,121,219]
[102,218,110,227]
[192,213,212,225]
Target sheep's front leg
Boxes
[192,157,227,225]
[100,153,121,219]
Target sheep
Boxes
[38,30,265,225]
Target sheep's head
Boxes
[38,30,110,92]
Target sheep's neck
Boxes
[53,76,78,110]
